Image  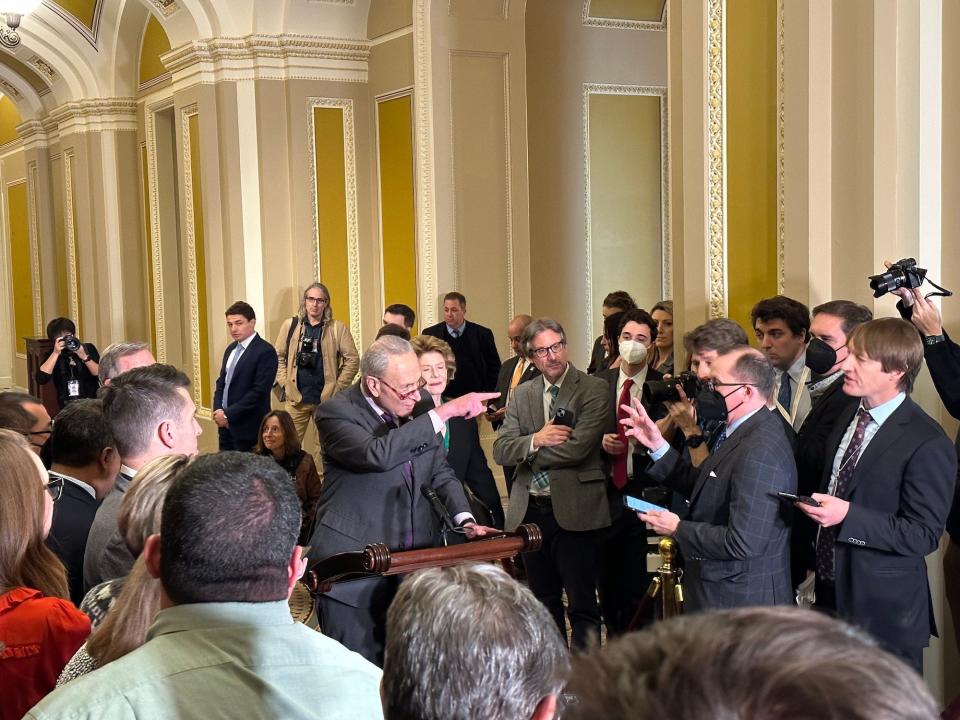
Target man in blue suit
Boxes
[213,301,279,452]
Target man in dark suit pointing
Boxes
[622,346,796,611]
[310,336,498,664]
[213,301,278,452]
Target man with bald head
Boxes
[621,345,796,611]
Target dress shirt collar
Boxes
[617,364,648,391]
[725,406,763,437]
[236,332,258,350]
[544,364,571,394]
[446,321,467,336]
[48,470,96,499]
[119,464,138,481]
[785,351,807,384]
[860,392,906,427]
[147,601,294,641]
[361,390,388,420]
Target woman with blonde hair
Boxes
[410,335,505,528]
[0,429,89,718]
[58,453,190,684]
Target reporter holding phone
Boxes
[493,318,610,650]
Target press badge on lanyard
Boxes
[68,379,80,397]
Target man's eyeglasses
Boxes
[26,429,51,451]
[377,377,427,401]
[45,475,64,503]
[530,341,566,359]
[706,381,759,392]
[304,296,327,305]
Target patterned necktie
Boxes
[711,428,727,452]
[450,328,460,338]
[612,379,635,489]
[531,385,561,491]
[223,343,245,407]
[816,408,873,582]
[778,372,792,413]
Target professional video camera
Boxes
[868,258,952,299]
[297,336,319,370]
[61,333,82,352]
[642,371,703,406]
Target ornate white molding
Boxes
[180,105,211,418]
[307,98,362,346]
[23,170,42,334]
[0,79,21,100]
[42,0,102,48]
[162,35,369,87]
[26,55,59,84]
[776,0,785,294]
[143,99,172,363]
[16,120,49,151]
[62,152,81,327]
[706,0,727,319]
[414,0,438,326]
[45,98,138,137]
[148,0,179,17]
[582,83,670,352]
[582,0,666,31]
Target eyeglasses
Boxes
[45,475,64,503]
[706,381,759,393]
[377,377,427,401]
[530,341,566,359]
[304,296,327,305]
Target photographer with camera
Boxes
[274,283,359,450]
[37,317,100,411]
[879,258,960,659]
[652,319,749,468]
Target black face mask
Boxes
[805,338,838,375]
[695,387,729,424]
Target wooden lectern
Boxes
[24,337,59,418]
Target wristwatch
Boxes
[83,356,94,363]
[924,334,945,346]
[684,433,706,448]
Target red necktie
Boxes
[612,379,634,489]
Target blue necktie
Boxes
[778,373,792,413]
[223,344,245,407]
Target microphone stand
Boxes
[421,485,466,546]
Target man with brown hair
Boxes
[563,607,938,720]
[797,317,957,673]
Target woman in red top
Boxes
[0,429,90,719]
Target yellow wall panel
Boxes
[727,0,778,334]
[53,0,97,29]
[313,107,352,330]
[0,96,21,146]
[7,182,33,354]
[589,0,665,22]
[188,115,211,409]
[377,95,418,333]
[588,92,663,332]
[139,15,172,86]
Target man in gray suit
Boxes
[621,346,796,611]
[309,335,498,664]
[493,318,610,648]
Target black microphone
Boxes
[420,485,458,532]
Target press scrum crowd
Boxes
[1,258,958,720]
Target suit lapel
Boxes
[528,375,546,429]
[554,366,579,412]
[689,410,762,506]
[844,398,913,497]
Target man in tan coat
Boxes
[274,282,360,453]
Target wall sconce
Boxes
[0,0,42,49]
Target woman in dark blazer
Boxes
[410,335,505,528]
[255,410,323,544]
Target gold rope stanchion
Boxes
[628,536,685,630]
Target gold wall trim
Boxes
[582,0,667,31]
[447,49,515,319]
[414,0,438,326]
[776,0,785,294]
[707,0,727,319]
[307,97,362,346]
[25,164,42,334]
[180,105,211,419]
[62,152,81,330]
[143,99,173,363]
[582,83,670,351]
